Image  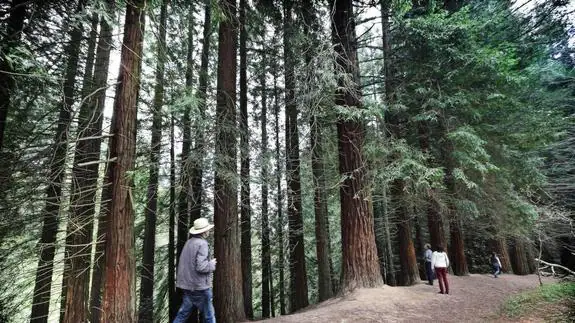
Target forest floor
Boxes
[257,274,565,323]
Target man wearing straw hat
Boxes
[173,217,217,323]
[424,243,434,286]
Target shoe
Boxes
[438,291,444,294]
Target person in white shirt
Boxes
[431,245,450,294]
[491,252,503,278]
[424,243,434,285]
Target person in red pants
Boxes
[431,246,450,294]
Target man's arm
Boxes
[196,241,216,273]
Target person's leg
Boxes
[173,290,194,323]
[201,288,216,323]
[435,268,445,293]
[443,269,449,294]
[426,262,433,285]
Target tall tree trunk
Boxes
[178,0,194,263]
[213,0,245,320]
[190,0,212,230]
[274,67,286,316]
[392,180,420,286]
[239,0,253,317]
[88,3,116,321]
[60,10,99,323]
[490,237,512,273]
[332,0,383,292]
[379,0,397,287]
[510,238,530,275]
[260,38,272,319]
[302,0,334,303]
[418,122,447,250]
[138,1,167,321]
[414,213,426,280]
[169,113,177,321]
[283,0,309,311]
[0,0,27,151]
[443,135,468,276]
[30,2,85,320]
[101,1,146,321]
[189,0,212,226]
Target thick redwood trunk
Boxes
[61,10,99,323]
[490,237,512,273]
[239,0,253,317]
[30,2,85,320]
[137,1,167,321]
[213,0,245,319]
[392,180,420,286]
[283,0,309,310]
[0,0,27,151]
[510,238,530,275]
[332,0,383,292]
[101,1,146,321]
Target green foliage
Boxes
[501,282,575,319]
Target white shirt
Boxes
[432,251,449,268]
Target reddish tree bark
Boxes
[332,0,383,292]
[490,237,512,273]
[510,238,530,275]
[213,0,245,320]
[101,1,146,321]
[392,180,420,286]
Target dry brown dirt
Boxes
[255,274,557,323]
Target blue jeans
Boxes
[425,261,434,284]
[493,265,501,277]
[173,288,215,323]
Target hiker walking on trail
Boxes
[432,246,450,294]
[174,217,217,323]
[491,252,502,278]
[424,243,434,285]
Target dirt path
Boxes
[258,274,555,323]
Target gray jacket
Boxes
[176,237,216,291]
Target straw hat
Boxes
[189,217,215,235]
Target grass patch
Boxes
[501,281,575,321]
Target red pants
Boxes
[435,267,449,294]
